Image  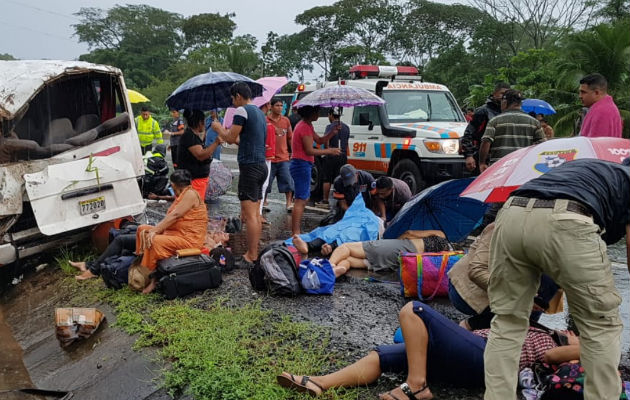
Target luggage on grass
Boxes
[156,254,222,299]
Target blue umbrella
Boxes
[522,99,556,115]
[165,72,263,111]
[383,178,488,243]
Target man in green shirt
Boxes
[479,90,546,172]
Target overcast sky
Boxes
[0,0,340,60]
[0,0,461,80]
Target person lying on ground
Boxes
[277,301,581,399]
[292,236,338,257]
[70,233,136,281]
[447,223,560,331]
[135,169,208,294]
[373,176,412,224]
[328,230,449,278]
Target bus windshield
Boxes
[382,90,463,123]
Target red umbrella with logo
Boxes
[461,136,630,203]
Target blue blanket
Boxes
[285,196,381,246]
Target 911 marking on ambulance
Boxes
[352,142,367,157]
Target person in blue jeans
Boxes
[277,301,580,399]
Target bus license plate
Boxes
[79,196,105,215]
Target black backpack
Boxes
[100,253,137,290]
[249,243,301,296]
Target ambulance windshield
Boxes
[382,90,463,123]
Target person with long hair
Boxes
[135,169,208,293]
[289,105,340,235]
[177,109,222,199]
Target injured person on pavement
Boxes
[295,230,450,278]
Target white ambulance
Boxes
[295,65,467,194]
[0,60,145,269]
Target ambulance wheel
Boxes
[392,159,425,194]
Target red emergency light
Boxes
[297,84,305,91]
[349,65,419,79]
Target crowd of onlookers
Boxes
[73,73,629,399]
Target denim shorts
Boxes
[290,158,312,200]
[267,161,295,193]
[374,301,486,387]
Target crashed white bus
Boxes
[0,60,145,268]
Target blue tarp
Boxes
[285,196,381,247]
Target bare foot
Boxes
[277,372,324,396]
[292,235,308,255]
[141,278,157,294]
[69,260,87,272]
[379,383,432,400]
[75,269,97,280]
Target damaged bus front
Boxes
[0,60,145,268]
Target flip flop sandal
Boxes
[381,383,429,400]
[277,373,324,396]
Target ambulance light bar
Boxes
[349,65,419,79]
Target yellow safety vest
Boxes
[135,116,163,147]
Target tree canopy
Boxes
[71,1,630,137]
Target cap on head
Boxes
[339,164,357,186]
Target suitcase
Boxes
[156,254,222,299]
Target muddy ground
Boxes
[1,150,629,399]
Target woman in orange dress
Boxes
[136,169,208,293]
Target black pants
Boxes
[88,234,136,275]
[170,145,179,167]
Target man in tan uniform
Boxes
[484,158,630,400]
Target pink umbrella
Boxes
[222,76,288,129]
[461,136,630,203]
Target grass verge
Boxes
[54,248,370,399]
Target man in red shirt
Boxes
[579,73,622,138]
[266,97,295,211]
[259,102,276,220]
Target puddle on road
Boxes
[0,305,43,399]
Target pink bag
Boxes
[399,251,464,299]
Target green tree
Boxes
[295,5,348,79]
[470,0,598,49]
[73,5,183,88]
[0,53,16,60]
[261,31,313,80]
[594,0,630,22]
[394,0,486,67]
[334,0,402,63]
[182,13,236,50]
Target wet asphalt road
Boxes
[0,146,629,399]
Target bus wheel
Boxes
[392,159,425,194]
